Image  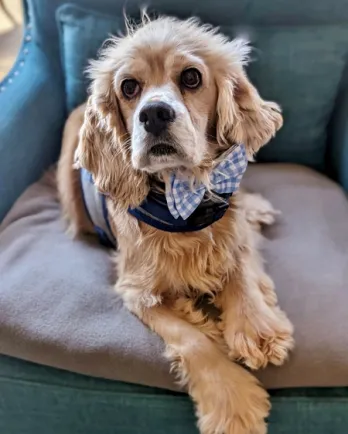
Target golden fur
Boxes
[57,15,293,434]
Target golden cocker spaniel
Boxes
[58,14,294,434]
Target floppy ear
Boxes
[216,70,283,158]
[77,74,149,209]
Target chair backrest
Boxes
[28,0,348,170]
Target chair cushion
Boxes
[56,3,348,169]
[1,164,348,390]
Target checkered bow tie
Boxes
[165,144,248,220]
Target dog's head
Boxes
[77,14,282,207]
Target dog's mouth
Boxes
[149,143,177,157]
[133,137,188,173]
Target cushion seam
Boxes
[0,376,187,400]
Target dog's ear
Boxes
[216,68,283,158]
[77,73,149,208]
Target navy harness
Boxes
[80,168,232,248]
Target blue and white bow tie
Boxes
[166,144,248,220]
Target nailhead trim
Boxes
[0,15,32,93]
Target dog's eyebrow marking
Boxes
[174,52,207,70]
[114,62,148,83]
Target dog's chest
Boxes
[115,207,236,298]
[155,232,233,297]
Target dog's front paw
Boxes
[225,326,266,370]
[260,307,294,367]
[224,308,294,370]
[193,358,269,434]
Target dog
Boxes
[57,14,294,434]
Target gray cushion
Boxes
[0,165,348,390]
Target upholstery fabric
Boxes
[329,71,348,191]
[0,17,66,222]
[57,4,348,169]
[57,4,124,110]
[1,165,348,391]
[1,355,348,434]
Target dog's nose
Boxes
[139,102,176,136]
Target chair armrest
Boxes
[329,80,348,193]
[0,28,66,221]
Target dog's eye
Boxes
[121,79,140,99]
[181,68,202,89]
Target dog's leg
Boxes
[239,191,281,230]
[117,283,269,434]
[219,248,294,370]
[218,192,294,369]
[238,191,280,307]
[171,296,227,353]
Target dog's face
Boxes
[116,49,217,173]
[77,16,282,206]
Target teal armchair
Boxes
[1,1,348,433]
